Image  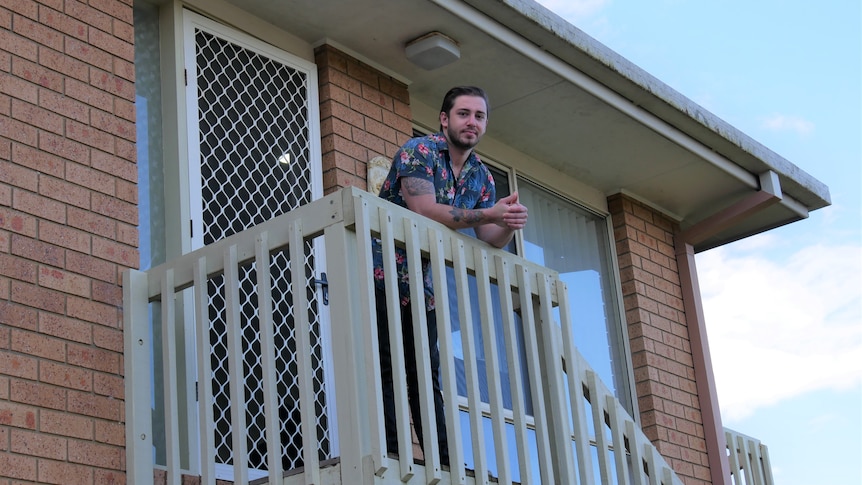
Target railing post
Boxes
[324,218,370,481]
[123,269,154,485]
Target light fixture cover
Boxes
[405,32,460,70]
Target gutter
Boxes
[429,0,759,191]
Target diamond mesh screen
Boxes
[194,27,329,471]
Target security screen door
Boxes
[183,11,332,476]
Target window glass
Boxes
[517,179,630,410]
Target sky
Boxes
[534,1,862,484]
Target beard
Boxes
[446,125,481,150]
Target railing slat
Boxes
[536,273,576,481]
[161,268,182,485]
[289,221,321,485]
[516,265,555,485]
[355,198,388,477]
[494,255,532,485]
[473,247,512,485]
[453,238,489,485]
[224,245,249,485]
[606,394,631,485]
[429,228,466,485]
[588,370,614,483]
[626,420,646,485]
[556,278,596,484]
[255,232,284,481]
[402,217,442,484]
[193,257,216,485]
[378,206,415,481]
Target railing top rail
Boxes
[139,187,560,301]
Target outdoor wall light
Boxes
[405,32,460,70]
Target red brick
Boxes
[9,379,66,411]
[37,458,93,484]
[38,45,90,82]
[66,295,119,328]
[89,67,135,101]
[94,420,124,447]
[10,328,65,362]
[40,360,93,392]
[91,236,137,267]
[67,342,119,374]
[40,409,94,440]
[0,351,37,380]
[91,192,137,224]
[39,130,91,165]
[39,220,91,254]
[38,266,91,298]
[93,372,122,399]
[65,76,113,112]
[13,14,63,51]
[10,430,66,460]
[0,300,38,330]
[0,450,37,480]
[91,149,136,182]
[11,55,63,93]
[11,142,64,177]
[92,0,134,24]
[66,250,116,283]
[39,7,88,42]
[39,175,91,209]
[92,325,122,353]
[91,108,135,141]
[0,400,38,430]
[67,389,121,421]
[0,114,38,146]
[0,28,37,62]
[66,118,114,153]
[65,37,112,72]
[39,88,89,123]
[67,205,116,239]
[10,280,65,314]
[91,279,120,306]
[0,252,36,282]
[39,312,92,345]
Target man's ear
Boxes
[439,111,448,129]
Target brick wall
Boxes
[314,44,412,194]
[608,194,711,485]
[0,0,136,483]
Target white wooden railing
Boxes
[725,428,774,485]
[124,187,686,485]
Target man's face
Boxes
[440,95,488,150]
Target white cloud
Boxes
[697,242,862,422]
[760,114,815,136]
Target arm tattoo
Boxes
[450,207,484,224]
[402,177,435,196]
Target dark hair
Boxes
[439,86,490,119]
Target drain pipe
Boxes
[675,171,782,485]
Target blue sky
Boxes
[535,1,862,483]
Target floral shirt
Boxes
[372,132,496,311]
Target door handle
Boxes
[314,272,329,305]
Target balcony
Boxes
[124,187,760,485]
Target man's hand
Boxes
[493,192,528,230]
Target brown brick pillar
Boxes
[314,45,413,194]
[0,0,137,482]
[609,194,712,485]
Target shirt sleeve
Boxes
[393,140,436,184]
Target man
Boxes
[373,86,528,467]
